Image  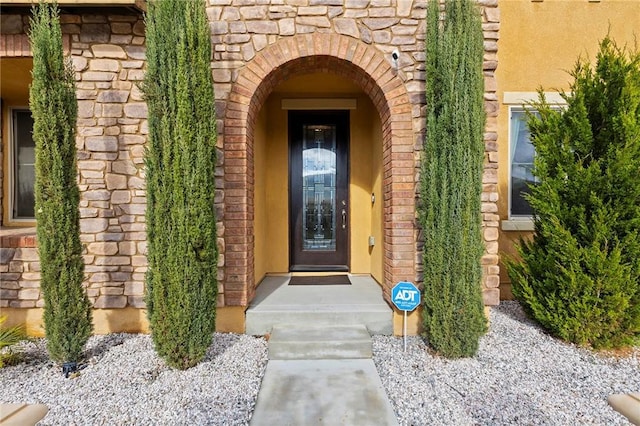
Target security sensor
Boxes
[391,50,399,61]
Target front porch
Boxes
[245,274,393,336]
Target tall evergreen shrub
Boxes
[29,3,92,363]
[143,0,218,369]
[420,0,487,358]
[507,37,640,348]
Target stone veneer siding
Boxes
[1,11,154,310]
[0,0,500,314]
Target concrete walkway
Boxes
[250,359,398,426]
[248,274,398,425]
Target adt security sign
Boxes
[392,281,420,352]
[392,281,420,312]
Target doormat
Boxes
[288,275,351,285]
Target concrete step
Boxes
[269,325,372,360]
[246,307,392,336]
[245,275,394,336]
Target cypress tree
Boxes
[29,3,92,364]
[143,0,218,369]
[507,37,640,348]
[420,0,487,358]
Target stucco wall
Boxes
[496,0,640,298]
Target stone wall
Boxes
[206,0,500,305]
[0,0,501,313]
[0,10,152,310]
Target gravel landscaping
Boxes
[1,301,638,425]
[374,301,640,425]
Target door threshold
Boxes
[290,265,349,272]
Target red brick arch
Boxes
[223,33,416,306]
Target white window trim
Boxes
[8,106,36,223]
[502,92,565,232]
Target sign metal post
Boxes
[391,281,420,353]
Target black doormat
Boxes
[288,275,351,285]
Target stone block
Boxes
[1,282,19,290]
[80,218,109,233]
[90,59,120,72]
[82,71,116,82]
[89,272,110,282]
[128,176,146,189]
[335,18,359,38]
[111,22,132,34]
[106,173,128,190]
[125,45,146,60]
[83,190,111,201]
[132,21,145,36]
[128,296,146,308]
[14,248,38,262]
[112,160,137,175]
[102,104,124,118]
[118,241,137,256]
[101,287,124,296]
[72,56,88,72]
[0,289,18,300]
[18,288,40,300]
[246,21,279,34]
[9,300,36,308]
[111,190,132,204]
[91,43,127,59]
[124,281,144,296]
[95,256,130,266]
[132,256,147,267]
[0,248,16,264]
[124,103,147,119]
[86,136,118,152]
[483,227,499,241]
[1,273,20,281]
[87,242,118,256]
[485,275,500,288]
[362,17,399,30]
[94,295,127,309]
[21,272,40,281]
[482,288,500,306]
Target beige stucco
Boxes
[496,0,640,296]
[2,306,245,336]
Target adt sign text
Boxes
[391,281,420,312]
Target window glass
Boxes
[510,110,536,217]
[13,109,35,219]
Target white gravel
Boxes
[2,301,638,425]
[1,333,268,425]
[373,301,640,426]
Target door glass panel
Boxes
[302,124,336,251]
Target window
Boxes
[11,109,35,219]
[509,109,536,218]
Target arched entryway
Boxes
[223,34,415,306]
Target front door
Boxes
[289,110,349,271]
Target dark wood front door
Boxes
[289,110,349,271]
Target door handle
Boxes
[342,209,346,229]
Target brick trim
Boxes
[223,33,415,306]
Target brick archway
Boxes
[223,33,415,306]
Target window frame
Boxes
[8,106,36,224]
[508,106,538,220]
[502,92,565,232]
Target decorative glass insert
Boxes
[12,109,35,219]
[510,110,536,217]
[302,124,337,251]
